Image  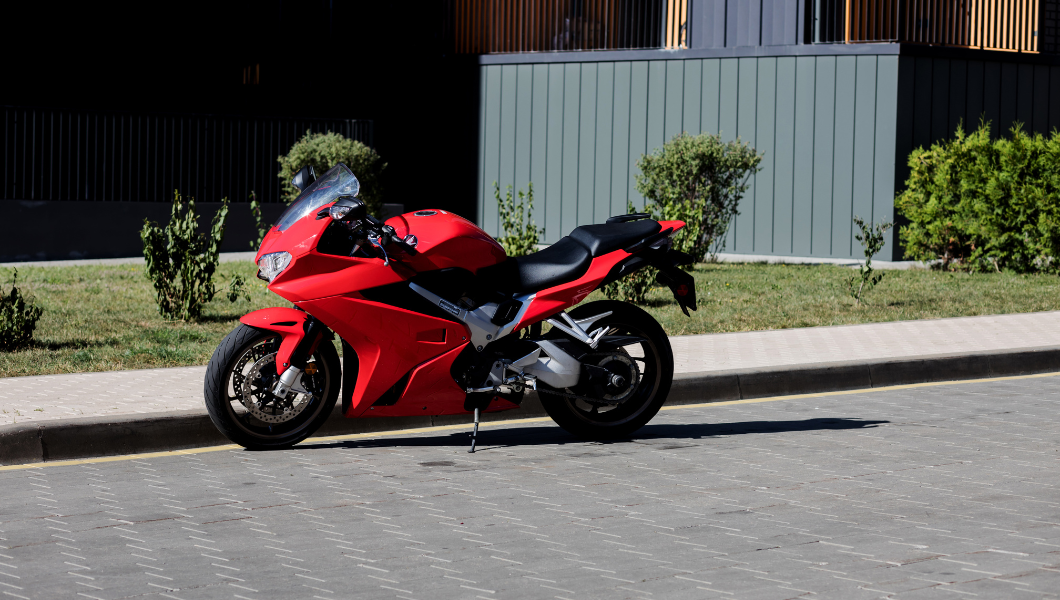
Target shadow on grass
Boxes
[297,417,888,453]
[30,338,112,351]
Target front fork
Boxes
[272,316,327,397]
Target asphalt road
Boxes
[1,375,1058,600]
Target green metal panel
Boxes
[701,59,721,134]
[773,56,797,255]
[530,64,550,239]
[754,57,777,254]
[578,63,598,227]
[482,66,503,236]
[664,60,685,142]
[594,63,615,224]
[514,64,534,199]
[646,61,667,153]
[811,56,836,255]
[852,56,878,249]
[683,60,702,136]
[611,62,632,215]
[719,60,738,142]
[734,57,758,253]
[499,64,518,224]
[832,56,856,257]
[628,62,649,210]
[893,57,916,200]
[476,52,911,260]
[791,56,816,257]
[875,56,899,260]
[545,64,566,243]
[562,64,582,235]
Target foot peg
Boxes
[468,408,480,453]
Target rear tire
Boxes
[538,301,674,440]
[204,324,340,450]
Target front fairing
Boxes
[256,214,407,303]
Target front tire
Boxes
[204,324,340,450]
[538,301,674,440]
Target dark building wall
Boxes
[893,54,1060,206]
[476,53,901,260]
[1042,0,1060,54]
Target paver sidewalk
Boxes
[3,311,1059,428]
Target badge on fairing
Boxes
[439,299,462,316]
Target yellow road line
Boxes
[2,370,1057,473]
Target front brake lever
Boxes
[368,235,390,266]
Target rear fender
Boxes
[239,308,323,375]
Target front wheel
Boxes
[538,301,674,440]
[204,324,340,450]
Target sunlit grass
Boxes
[2,261,1059,377]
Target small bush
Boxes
[248,190,268,251]
[636,132,763,261]
[141,191,229,321]
[494,182,543,257]
[605,133,762,304]
[0,269,44,351]
[896,121,1060,272]
[848,215,893,306]
[277,130,386,216]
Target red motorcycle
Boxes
[205,163,696,451]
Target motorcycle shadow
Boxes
[297,417,888,452]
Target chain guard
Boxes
[538,350,641,406]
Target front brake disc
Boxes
[240,353,313,424]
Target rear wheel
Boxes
[204,324,340,450]
[538,301,674,440]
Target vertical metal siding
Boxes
[476,54,1060,259]
[477,54,906,258]
[0,109,372,204]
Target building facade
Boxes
[466,0,1060,260]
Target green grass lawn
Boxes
[2,261,1060,378]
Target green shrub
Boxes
[897,121,1060,272]
[848,215,893,306]
[635,132,763,261]
[0,269,44,351]
[494,182,543,257]
[140,191,230,321]
[277,130,386,216]
[248,190,268,251]
[604,132,762,304]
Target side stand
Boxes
[468,408,480,453]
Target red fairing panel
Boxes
[366,343,469,417]
[385,210,507,274]
[239,308,319,376]
[297,295,470,417]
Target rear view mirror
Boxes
[291,165,317,192]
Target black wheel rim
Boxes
[549,318,662,428]
[222,335,332,441]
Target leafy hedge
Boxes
[277,131,386,216]
[896,122,1060,272]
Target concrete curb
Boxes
[3,344,1060,465]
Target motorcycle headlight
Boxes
[257,251,292,282]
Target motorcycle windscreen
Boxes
[274,164,361,232]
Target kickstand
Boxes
[468,408,480,453]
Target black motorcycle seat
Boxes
[569,220,662,256]
[478,237,592,294]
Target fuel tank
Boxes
[386,210,507,274]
